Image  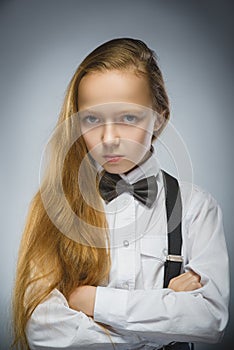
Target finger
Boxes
[174,270,201,283]
[183,280,203,291]
[188,270,201,281]
[180,273,203,291]
[168,272,202,291]
[183,273,202,289]
[169,271,195,284]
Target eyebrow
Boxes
[79,107,147,116]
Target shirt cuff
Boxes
[94,286,128,327]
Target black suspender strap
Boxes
[162,171,183,288]
[161,172,193,350]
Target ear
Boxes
[153,111,165,133]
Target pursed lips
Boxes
[103,154,124,163]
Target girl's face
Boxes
[78,70,157,174]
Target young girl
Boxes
[12,38,229,350]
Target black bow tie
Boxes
[98,172,158,208]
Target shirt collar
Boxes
[120,145,160,184]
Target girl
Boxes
[12,38,229,350]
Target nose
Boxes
[102,122,120,147]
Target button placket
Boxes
[115,195,136,289]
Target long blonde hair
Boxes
[12,38,170,349]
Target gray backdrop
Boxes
[0,0,233,349]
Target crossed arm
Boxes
[68,270,202,317]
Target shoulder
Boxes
[178,180,222,224]
[159,170,220,213]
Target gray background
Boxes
[0,0,233,349]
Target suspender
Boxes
[161,171,194,350]
[162,170,183,287]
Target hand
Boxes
[68,285,97,317]
[168,270,202,292]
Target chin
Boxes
[103,162,136,175]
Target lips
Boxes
[103,155,124,163]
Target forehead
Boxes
[78,70,152,111]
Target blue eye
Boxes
[122,114,138,124]
[82,115,100,124]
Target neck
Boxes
[124,145,153,175]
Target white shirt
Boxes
[26,153,229,350]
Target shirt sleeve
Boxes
[26,289,147,349]
[94,189,230,345]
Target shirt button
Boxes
[122,282,129,289]
[123,240,129,247]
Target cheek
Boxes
[129,129,153,146]
[128,119,154,143]
[82,130,100,151]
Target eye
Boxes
[82,115,100,125]
[122,114,138,124]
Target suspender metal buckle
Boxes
[166,254,183,263]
